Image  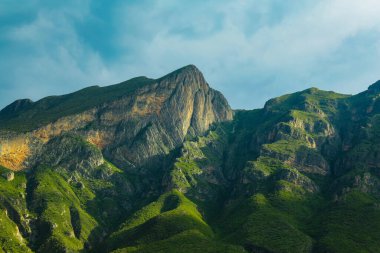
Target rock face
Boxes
[101,65,233,170]
[2,171,14,181]
[1,66,380,253]
[0,65,233,172]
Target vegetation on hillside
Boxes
[1,73,380,252]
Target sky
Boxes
[1,0,380,110]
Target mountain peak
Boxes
[154,64,209,94]
[0,98,33,117]
[176,64,201,73]
[368,80,380,93]
[160,64,204,81]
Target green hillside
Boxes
[0,76,154,132]
[1,67,380,252]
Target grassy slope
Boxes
[108,190,245,253]
[217,88,361,253]
[231,88,380,253]
[31,166,98,252]
[112,230,246,253]
[310,112,380,252]
[314,191,380,253]
[0,210,32,253]
[170,125,229,204]
[29,156,137,252]
[0,134,139,252]
[0,76,154,132]
[219,193,316,253]
[0,166,32,253]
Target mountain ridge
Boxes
[0,66,380,253]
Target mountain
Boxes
[0,65,380,253]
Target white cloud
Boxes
[112,0,380,108]
[1,0,380,110]
[1,5,116,105]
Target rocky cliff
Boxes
[0,65,232,172]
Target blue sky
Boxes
[1,0,380,110]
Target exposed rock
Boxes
[0,65,232,173]
[38,134,104,176]
[273,169,319,193]
[2,171,14,181]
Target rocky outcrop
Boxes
[103,65,233,170]
[38,134,104,176]
[2,171,14,181]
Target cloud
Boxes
[108,0,380,107]
[0,1,115,106]
[1,0,380,110]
